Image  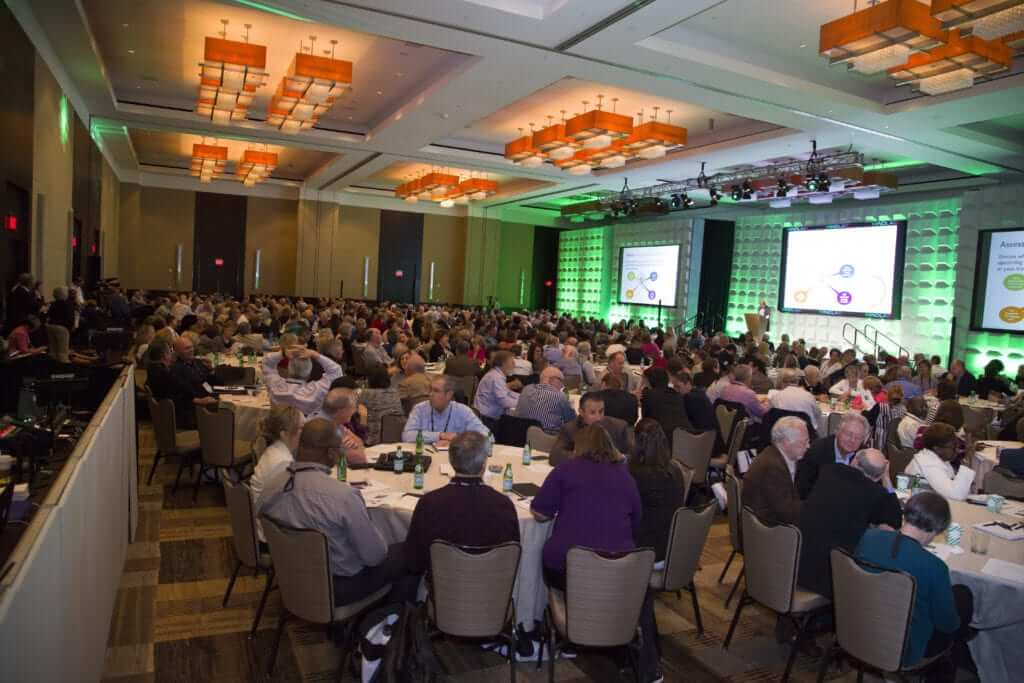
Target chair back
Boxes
[984,468,1024,500]
[451,375,478,405]
[565,546,655,647]
[223,479,260,568]
[725,418,749,470]
[261,515,333,624]
[196,405,237,467]
[764,407,817,442]
[830,548,916,673]
[526,425,557,454]
[725,472,743,552]
[963,406,994,438]
[563,375,582,391]
[827,411,844,435]
[883,425,916,475]
[495,415,541,447]
[149,396,180,453]
[715,404,737,446]
[740,507,801,614]
[671,429,716,483]
[402,396,427,416]
[214,365,256,386]
[671,460,695,504]
[380,414,406,444]
[429,541,521,638]
[660,503,716,592]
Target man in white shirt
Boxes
[769,369,824,435]
[263,346,343,415]
[906,423,975,500]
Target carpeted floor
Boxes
[100,426,855,683]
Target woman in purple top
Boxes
[532,426,662,682]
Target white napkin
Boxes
[926,543,965,561]
[973,522,1024,541]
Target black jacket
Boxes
[642,386,692,443]
[598,388,638,426]
[797,463,902,597]
[147,363,207,428]
[631,465,687,561]
[954,372,976,397]
[5,285,39,330]
[795,434,854,500]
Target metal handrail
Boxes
[842,322,875,358]
[863,323,910,359]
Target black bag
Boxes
[364,602,441,683]
[998,448,1024,477]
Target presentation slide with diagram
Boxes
[618,245,680,307]
[973,228,1024,334]
[779,223,905,318]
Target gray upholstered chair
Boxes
[983,467,1024,499]
[260,515,391,676]
[671,429,716,484]
[194,405,254,501]
[649,503,716,634]
[147,396,201,493]
[719,471,745,608]
[526,426,557,455]
[724,507,830,682]
[223,479,273,635]
[715,404,737,449]
[962,406,995,439]
[451,375,478,404]
[710,418,749,474]
[817,548,950,682]
[380,414,406,444]
[428,541,522,681]
[562,374,582,391]
[544,546,655,683]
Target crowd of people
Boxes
[5,279,1024,681]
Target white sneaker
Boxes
[712,481,728,511]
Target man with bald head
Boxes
[257,418,408,606]
[171,334,215,400]
[513,366,577,434]
[398,352,432,404]
[797,448,903,598]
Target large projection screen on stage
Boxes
[618,244,681,307]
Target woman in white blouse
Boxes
[249,404,303,521]
[905,423,975,501]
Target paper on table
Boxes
[926,543,965,562]
[981,558,1024,585]
[527,463,553,475]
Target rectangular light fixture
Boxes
[190,143,228,182]
[808,194,834,204]
[918,67,976,94]
[236,149,278,186]
[564,109,634,145]
[888,29,1011,89]
[931,0,1024,40]
[770,198,792,209]
[196,37,268,123]
[267,52,352,132]
[820,0,947,72]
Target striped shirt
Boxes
[514,382,577,433]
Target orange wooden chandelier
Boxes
[930,0,1024,40]
[196,23,269,124]
[819,0,948,73]
[267,38,352,133]
[236,149,278,186]
[190,143,228,183]
[395,173,497,206]
[888,29,1012,94]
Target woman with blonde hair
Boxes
[249,404,303,511]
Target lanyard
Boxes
[283,463,328,492]
[430,404,453,433]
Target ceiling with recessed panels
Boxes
[11,0,1024,216]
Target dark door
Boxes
[531,226,559,311]
[193,192,246,298]
[697,219,735,333]
[0,182,30,296]
[377,210,423,304]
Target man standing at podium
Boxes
[758,299,771,333]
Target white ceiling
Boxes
[11,0,1023,218]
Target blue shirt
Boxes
[401,400,488,443]
[474,368,520,419]
[854,528,961,666]
[513,382,577,433]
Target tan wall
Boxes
[31,55,74,293]
[295,200,380,299]
[244,197,297,296]
[337,205,380,300]
[118,185,195,291]
[99,159,120,279]
[422,214,466,304]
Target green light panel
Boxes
[557,227,612,320]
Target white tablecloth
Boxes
[220,390,271,442]
[945,499,1024,683]
[338,443,553,627]
[972,442,1023,491]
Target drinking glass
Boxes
[970,531,990,556]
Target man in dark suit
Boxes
[797,448,903,598]
[795,412,873,499]
[948,359,976,397]
[597,373,638,425]
[641,367,691,444]
[550,392,633,466]
[146,341,218,429]
[743,417,809,525]
[444,341,482,378]
[5,273,39,333]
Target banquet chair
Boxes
[563,375,582,392]
[526,426,557,455]
[984,467,1024,499]
[649,503,716,634]
[223,479,274,635]
[495,415,541,447]
[428,541,522,681]
[380,414,406,444]
[402,396,427,416]
[715,404,738,449]
[884,427,916,477]
[261,515,391,676]
[719,471,745,608]
[195,405,254,502]
[543,547,655,683]
[724,508,830,682]
[672,428,716,485]
[147,396,201,494]
[451,375,478,405]
[962,406,995,439]
[710,419,749,477]
[817,549,950,682]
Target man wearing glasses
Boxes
[514,367,577,434]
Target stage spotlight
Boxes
[741,180,752,200]
[806,175,819,192]
[709,187,721,202]
[730,185,742,201]
[682,192,695,208]
[670,194,682,209]
[776,178,789,198]
[818,173,831,192]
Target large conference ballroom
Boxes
[1,0,1023,682]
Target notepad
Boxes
[982,558,1024,585]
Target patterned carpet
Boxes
[101,426,857,683]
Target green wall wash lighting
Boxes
[59,95,69,148]
[863,159,924,172]
[231,0,312,21]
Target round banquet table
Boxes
[219,389,271,442]
[972,441,1023,491]
[201,353,264,380]
[335,443,554,628]
[938,497,1024,683]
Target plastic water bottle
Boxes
[415,430,424,457]
[414,460,424,490]
[502,463,514,493]
[394,445,405,475]
[336,453,347,483]
[522,443,532,466]
[946,522,962,547]
[485,431,495,458]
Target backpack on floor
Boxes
[360,602,441,683]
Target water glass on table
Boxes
[970,529,990,555]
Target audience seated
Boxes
[513,366,576,434]
[629,419,687,562]
[906,423,975,501]
[308,388,368,465]
[948,359,976,397]
[473,351,521,423]
[262,346,342,415]
[402,375,488,445]
[795,412,870,500]
[397,352,431,404]
[976,359,1012,399]
[443,340,482,378]
[604,351,640,394]
[597,372,639,425]
[797,448,903,598]
[641,367,691,441]
[359,368,404,446]
[6,314,45,356]
[146,341,217,428]
[249,404,303,540]
[719,364,768,422]
[744,417,810,525]
[768,369,822,433]
[549,392,634,466]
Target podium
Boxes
[744,313,764,340]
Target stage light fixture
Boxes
[730,184,742,200]
[818,173,831,191]
[682,192,695,208]
[776,178,789,197]
[741,180,753,200]
[806,176,820,192]
[670,194,682,209]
